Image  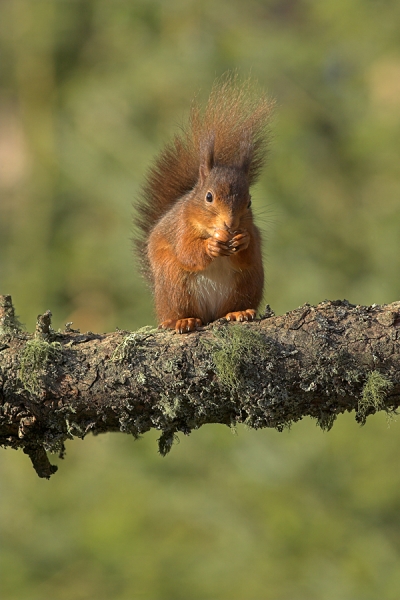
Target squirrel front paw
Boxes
[206,229,232,258]
[206,228,250,258]
[228,230,250,253]
[224,309,256,322]
[159,318,202,333]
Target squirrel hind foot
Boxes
[224,309,256,322]
[159,318,203,334]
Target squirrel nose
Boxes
[224,219,237,231]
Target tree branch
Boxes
[1,295,399,478]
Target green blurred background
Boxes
[1,1,400,598]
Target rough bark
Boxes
[1,295,399,478]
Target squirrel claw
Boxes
[206,239,232,258]
[228,231,250,253]
[176,318,202,333]
[159,318,202,334]
[159,320,175,330]
[224,309,256,322]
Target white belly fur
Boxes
[192,257,236,322]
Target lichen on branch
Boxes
[1,295,400,478]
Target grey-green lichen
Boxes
[316,412,337,432]
[19,338,63,394]
[208,324,269,391]
[159,395,181,421]
[111,327,159,362]
[158,430,179,456]
[299,348,366,432]
[200,322,300,434]
[357,370,393,425]
[65,408,85,438]
[0,295,22,335]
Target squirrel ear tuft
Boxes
[237,133,253,177]
[199,134,215,185]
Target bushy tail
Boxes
[134,74,274,268]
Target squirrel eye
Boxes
[247,199,252,208]
[205,191,213,202]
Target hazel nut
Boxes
[213,228,232,243]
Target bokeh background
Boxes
[1,1,400,598]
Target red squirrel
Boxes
[135,75,273,333]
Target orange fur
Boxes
[134,75,273,333]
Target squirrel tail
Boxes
[134,73,274,270]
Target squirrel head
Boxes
[193,135,253,234]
